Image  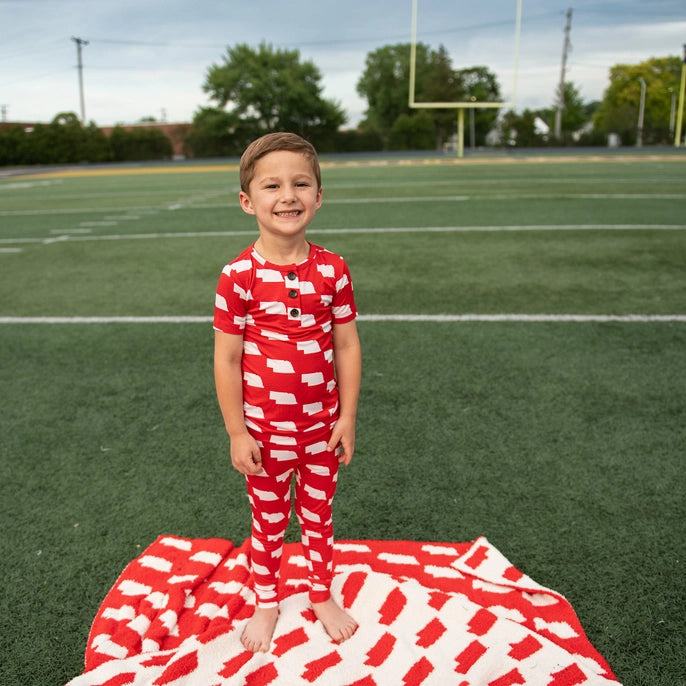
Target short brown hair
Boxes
[239,132,321,192]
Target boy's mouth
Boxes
[275,210,301,217]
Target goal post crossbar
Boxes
[408,0,523,110]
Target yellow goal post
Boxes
[409,0,523,156]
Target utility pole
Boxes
[1,104,7,123]
[636,77,646,147]
[554,8,573,140]
[71,36,89,124]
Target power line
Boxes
[86,13,562,51]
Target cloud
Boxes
[1,0,684,125]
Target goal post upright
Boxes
[409,0,523,157]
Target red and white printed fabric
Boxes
[66,535,621,686]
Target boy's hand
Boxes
[327,416,356,466]
[230,433,263,475]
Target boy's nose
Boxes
[281,184,297,201]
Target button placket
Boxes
[286,270,300,319]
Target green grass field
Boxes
[1,153,685,685]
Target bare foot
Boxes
[241,606,279,652]
[312,598,358,642]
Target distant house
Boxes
[0,121,38,133]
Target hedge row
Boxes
[0,114,173,166]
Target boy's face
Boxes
[239,150,322,242]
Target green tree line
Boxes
[1,47,682,165]
[0,113,173,166]
[500,56,682,147]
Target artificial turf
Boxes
[1,153,684,685]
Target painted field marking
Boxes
[2,190,686,219]
[1,224,684,247]
[0,314,684,324]
[10,152,686,180]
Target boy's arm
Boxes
[214,330,263,475]
[328,320,362,465]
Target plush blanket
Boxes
[66,535,620,685]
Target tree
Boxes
[0,125,28,166]
[109,126,172,161]
[421,45,462,148]
[538,81,588,144]
[356,43,501,149]
[46,112,86,163]
[557,82,587,137]
[457,66,502,147]
[388,111,436,150]
[4,112,106,164]
[356,43,433,145]
[201,43,345,149]
[82,121,111,162]
[184,107,249,158]
[498,109,545,147]
[0,114,178,165]
[593,56,682,145]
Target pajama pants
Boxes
[245,427,340,608]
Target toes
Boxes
[342,623,357,641]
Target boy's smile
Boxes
[239,150,322,245]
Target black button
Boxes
[289,308,300,317]
[287,271,297,281]
[288,289,298,298]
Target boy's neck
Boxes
[254,236,310,265]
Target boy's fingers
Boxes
[336,441,352,464]
[232,449,262,475]
[249,452,262,473]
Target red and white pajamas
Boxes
[213,242,357,607]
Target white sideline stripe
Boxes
[0,314,684,324]
[1,224,685,245]
[359,314,686,322]
[1,193,685,218]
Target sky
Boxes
[1,0,685,128]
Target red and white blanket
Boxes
[66,535,620,685]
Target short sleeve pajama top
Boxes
[213,242,357,439]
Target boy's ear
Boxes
[239,191,255,215]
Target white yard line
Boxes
[1,192,685,217]
[1,224,685,246]
[1,314,684,324]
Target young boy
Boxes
[213,132,361,653]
